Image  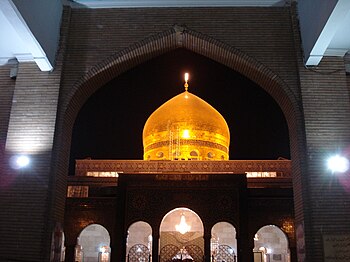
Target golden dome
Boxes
[143,90,230,160]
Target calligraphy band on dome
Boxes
[144,140,229,153]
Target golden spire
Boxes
[184,73,189,91]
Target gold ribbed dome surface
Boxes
[143,91,230,160]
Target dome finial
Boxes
[184,73,189,91]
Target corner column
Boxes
[298,57,350,261]
[0,62,61,261]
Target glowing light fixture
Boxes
[99,246,110,262]
[175,214,191,234]
[99,246,107,253]
[182,129,190,139]
[184,73,189,91]
[11,155,30,169]
[327,154,349,173]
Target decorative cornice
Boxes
[75,159,291,176]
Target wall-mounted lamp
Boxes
[327,154,349,173]
[10,155,30,169]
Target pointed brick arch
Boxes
[66,26,301,124]
[54,26,307,231]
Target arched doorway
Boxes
[76,224,111,262]
[211,222,237,262]
[159,208,204,262]
[126,221,152,262]
[253,225,290,262]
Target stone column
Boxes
[152,230,160,262]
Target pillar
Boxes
[152,230,160,262]
[298,57,350,261]
[0,62,62,261]
[204,228,211,262]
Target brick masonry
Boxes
[0,61,62,261]
[0,3,349,262]
[0,64,15,156]
[298,57,350,261]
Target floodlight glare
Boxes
[327,155,349,173]
[12,155,30,169]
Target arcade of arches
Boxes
[69,209,291,262]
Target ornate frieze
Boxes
[75,159,291,177]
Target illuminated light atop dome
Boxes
[184,73,189,82]
[143,73,230,160]
[184,72,189,91]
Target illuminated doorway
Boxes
[253,225,290,262]
[159,208,204,262]
[211,222,237,262]
[75,224,111,262]
[126,221,152,262]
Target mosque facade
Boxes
[62,84,294,262]
[0,2,350,262]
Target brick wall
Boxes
[0,64,15,157]
[61,6,300,99]
[298,57,350,261]
[0,62,62,261]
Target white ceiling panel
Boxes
[0,0,52,71]
[70,0,291,8]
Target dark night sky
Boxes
[69,49,290,175]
